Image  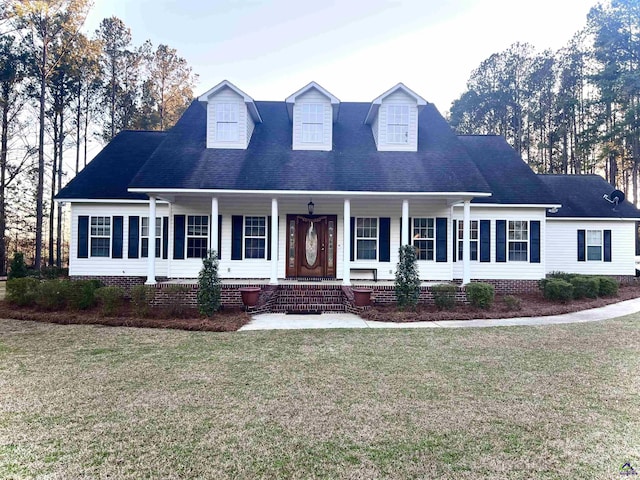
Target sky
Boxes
[83,0,597,113]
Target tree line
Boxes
[449,0,640,203]
[0,0,197,274]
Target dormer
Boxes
[286,82,340,151]
[198,80,262,149]
[364,83,427,152]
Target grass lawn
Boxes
[0,317,639,479]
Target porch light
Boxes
[308,200,315,215]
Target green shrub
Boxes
[595,276,619,297]
[395,245,420,310]
[543,278,573,303]
[95,286,124,316]
[466,282,495,309]
[40,266,68,279]
[35,279,69,311]
[164,285,190,317]
[431,284,457,310]
[503,295,522,311]
[6,277,40,306]
[66,280,99,310]
[8,252,28,280]
[548,271,577,282]
[570,276,600,299]
[197,250,222,316]
[131,284,155,317]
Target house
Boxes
[56,80,640,309]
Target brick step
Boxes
[275,295,343,302]
[271,303,346,313]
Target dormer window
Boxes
[302,104,324,143]
[216,103,239,142]
[387,105,409,144]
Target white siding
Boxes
[375,90,419,152]
[451,206,548,280]
[546,219,636,275]
[291,89,333,151]
[205,87,251,149]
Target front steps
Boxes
[272,284,347,313]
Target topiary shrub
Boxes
[595,276,619,297]
[197,250,222,316]
[543,278,573,303]
[395,245,420,310]
[35,279,69,311]
[8,252,28,280]
[6,277,40,306]
[570,276,600,299]
[431,284,457,310]
[503,295,522,311]
[466,282,495,309]
[95,286,124,316]
[66,280,100,310]
[131,284,155,317]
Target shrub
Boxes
[595,276,619,297]
[543,278,573,303]
[431,284,457,310]
[570,276,600,299]
[95,286,124,316]
[503,295,522,311]
[6,277,40,306]
[548,271,577,282]
[197,250,222,316]
[466,282,495,309]
[8,252,28,280]
[131,284,155,317]
[66,280,99,310]
[40,266,68,280]
[35,279,69,311]
[395,245,420,310]
[164,285,190,317]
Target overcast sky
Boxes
[84,0,597,114]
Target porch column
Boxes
[462,200,471,285]
[210,197,219,255]
[343,198,351,286]
[145,195,157,285]
[401,199,410,246]
[270,198,278,285]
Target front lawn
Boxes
[0,317,638,479]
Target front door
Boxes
[286,214,337,278]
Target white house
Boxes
[56,80,640,310]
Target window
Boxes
[587,230,603,261]
[457,220,478,261]
[356,217,378,260]
[413,218,434,260]
[187,216,208,258]
[244,216,267,259]
[215,103,239,141]
[508,220,528,261]
[90,216,110,257]
[301,103,324,143]
[141,217,162,258]
[387,105,409,144]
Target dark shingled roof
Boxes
[57,130,167,200]
[538,174,640,218]
[128,100,493,193]
[457,135,559,204]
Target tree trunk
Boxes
[0,88,8,275]
[49,110,58,267]
[75,81,81,174]
[36,43,47,271]
[57,105,64,268]
[84,85,89,167]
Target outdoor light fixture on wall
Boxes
[307,200,315,215]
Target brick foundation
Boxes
[70,275,149,297]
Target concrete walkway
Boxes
[239,297,640,331]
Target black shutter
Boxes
[577,229,586,262]
[480,220,490,262]
[496,220,506,262]
[604,229,612,262]
[112,216,123,258]
[350,217,355,261]
[174,215,185,259]
[78,216,89,258]
[267,215,272,260]
[530,220,540,263]
[128,216,139,258]
[452,219,457,262]
[162,217,169,259]
[232,215,243,260]
[435,217,447,262]
[379,217,391,262]
[217,215,222,259]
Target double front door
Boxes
[286,214,337,278]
